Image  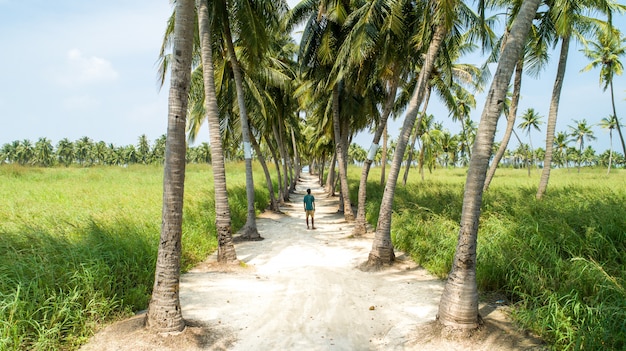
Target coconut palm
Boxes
[195,0,238,262]
[569,118,596,172]
[581,25,626,157]
[367,0,487,268]
[56,138,74,167]
[536,0,624,199]
[517,107,543,175]
[145,0,194,333]
[437,0,541,330]
[598,115,617,173]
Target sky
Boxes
[0,1,625,154]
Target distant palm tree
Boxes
[598,115,617,174]
[569,119,596,172]
[581,25,626,157]
[517,108,543,175]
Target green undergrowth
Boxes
[356,166,626,350]
[0,163,271,350]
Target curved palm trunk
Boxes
[273,122,290,202]
[365,24,448,268]
[484,56,524,191]
[265,135,285,206]
[332,84,355,221]
[607,130,613,175]
[537,35,570,199]
[249,130,279,211]
[610,80,626,156]
[352,79,399,236]
[145,0,194,333]
[291,127,301,186]
[223,14,261,240]
[198,0,237,262]
[326,150,337,196]
[437,0,540,329]
[380,125,388,185]
[403,88,432,186]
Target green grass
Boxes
[353,165,626,350]
[0,163,271,350]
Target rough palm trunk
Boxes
[352,78,399,236]
[198,0,236,262]
[537,35,570,199]
[223,14,261,239]
[266,135,285,206]
[332,84,355,221]
[437,0,540,329]
[365,24,448,268]
[403,88,431,186]
[250,130,279,211]
[609,80,626,156]
[273,122,290,202]
[291,127,301,185]
[145,0,194,333]
[380,125,388,185]
[326,150,337,195]
[484,56,524,191]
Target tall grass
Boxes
[354,166,626,350]
[0,163,271,350]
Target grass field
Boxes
[353,166,626,350]
[1,163,624,350]
[0,163,269,350]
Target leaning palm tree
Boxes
[536,0,623,199]
[145,0,194,333]
[517,107,543,175]
[437,0,542,330]
[598,115,617,174]
[580,25,626,157]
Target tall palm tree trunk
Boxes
[352,79,399,236]
[610,80,626,156]
[404,88,431,186]
[249,130,279,211]
[198,0,236,262]
[266,135,285,206]
[333,84,355,221]
[380,125,388,185]
[291,127,301,185]
[273,122,290,202]
[326,150,336,194]
[145,0,194,333]
[437,0,540,329]
[537,35,570,199]
[365,24,448,268]
[484,56,524,191]
[223,13,261,240]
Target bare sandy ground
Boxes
[81,173,546,351]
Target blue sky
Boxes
[0,1,624,154]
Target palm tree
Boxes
[196,0,238,262]
[56,138,74,167]
[581,25,626,157]
[437,0,541,330]
[569,118,596,172]
[145,0,194,334]
[536,0,623,199]
[33,137,54,167]
[553,131,570,168]
[517,107,543,175]
[599,115,617,174]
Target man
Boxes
[303,188,315,229]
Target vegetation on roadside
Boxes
[355,166,626,350]
[0,163,269,351]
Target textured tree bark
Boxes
[145,0,194,333]
[438,0,541,329]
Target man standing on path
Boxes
[303,188,315,229]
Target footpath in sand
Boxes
[81,173,545,351]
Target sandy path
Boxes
[180,173,443,350]
[81,173,545,351]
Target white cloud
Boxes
[62,95,100,110]
[57,49,119,86]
